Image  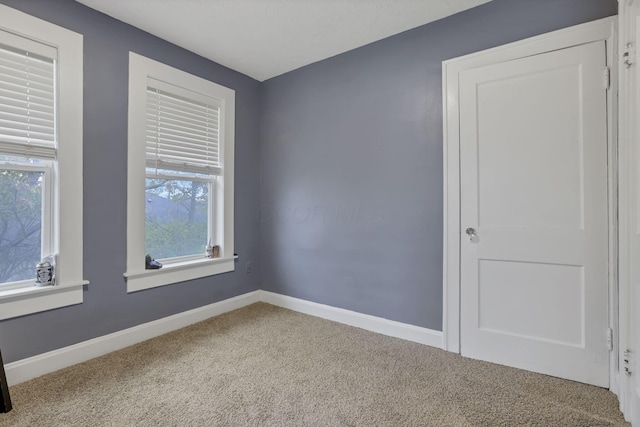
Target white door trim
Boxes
[616,1,639,422]
[442,16,617,383]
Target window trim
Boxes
[0,4,86,319]
[125,52,235,293]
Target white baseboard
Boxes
[258,290,443,349]
[5,290,261,386]
[5,289,443,386]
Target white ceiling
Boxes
[75,0,491,82]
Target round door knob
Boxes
[466,228,477,240]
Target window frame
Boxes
[125,52,235,293]
[0,4,86,320]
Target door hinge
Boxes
[624,349,633,376]
[604,67,610,90]
[607,328,613,351]
[623,42,635,68]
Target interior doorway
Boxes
[443,17,616,387]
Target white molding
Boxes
[125,258,235,293]
[442,17,615,70]
[442,17,617,355]
[606,15,621,398]
[259,291,443,349]
[4,290,443,386]
[0,283,84,321]
[4,290,260,386]
[616,2,640,424]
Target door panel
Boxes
[478,260,583,346]
[476,65,584,230]
[459,41,609,387]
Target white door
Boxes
[459,41,609,387]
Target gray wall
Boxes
[0,0,262,363]
[259,0,617,330]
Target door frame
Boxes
[442,17,618,387]
[616,0,639,422]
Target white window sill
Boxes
[124,256,235,293]
[0,281,88,320]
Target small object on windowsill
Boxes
[35,254,56,286]
[145,254,162,270]
[205,241,213,258]
[206,242,220,259]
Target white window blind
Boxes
[146,83,221,176]
[0,42,56,160]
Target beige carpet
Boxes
[0,303,628,426]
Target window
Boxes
[0,40,55,286]
[125,53,235,292]
[145,82,221,260]
[0,5,85,320]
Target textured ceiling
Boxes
[75,0,491,81]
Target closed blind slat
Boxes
[148,101,219,125]
[0,111,54,127]
[0,64,54,85]
[0,104,54,121]
[0,127,55,142]
[0,58,54,78]
[145,115,218,136]
[0,119,55,135]
[144,137,220,154]
[0,89,54,106]
[0,141,56,159]
[0,74,54,94]
[151,128,218,146]
[147,146,219,161]
[0,76,54,94]
[144,159,221,175]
